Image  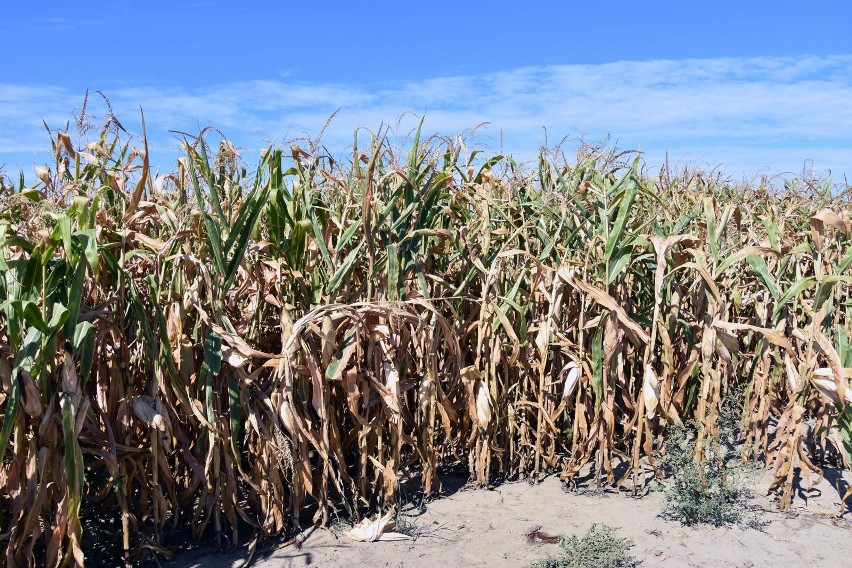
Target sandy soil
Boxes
[165,468,852,568]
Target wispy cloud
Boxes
[2,55,850,180]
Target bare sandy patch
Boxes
[164,469,851,568]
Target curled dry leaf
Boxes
[57,131,75,158]
[811,208,850,237]
[35,165,51,184]
[525,526,561,544]
[347,510,411,542]
[557,269,650,345]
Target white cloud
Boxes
[1,54,851,180]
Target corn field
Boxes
[1,111,851,566]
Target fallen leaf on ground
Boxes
[347,511,412,542]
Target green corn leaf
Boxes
[223,159,269,257]
[813,275,852,312]
[414,259,430,299]
[202,326,222,378]
[196,137,228,224]
[73,322,96,388]
[0,371,20,464]
[188,148,227,278]
[63,258,87,340]
[335,221,361,253]
[607,246,633,285]
[21,300,49,334]
[21,254,43,297]
[772,277,816,320]
[703,197,719,261]
[387,243,400,300]
[836,324,851,368]
[838,247,852,274]
[127,278,160,381]
[57,215,73,259]
[47,303,69,336]
[604,174,638,265]
[747,256,779,300]
[328,243,363,294]
[326,326,358,382]
[148,296,193,407]
[224,185,271,289]
[60,393,85,549]
[202,327,222,438]
[2,236,35,255]
[762,216,780,251]
[14,328,42,375]
[74,229,99,278]
[307,209,333,272]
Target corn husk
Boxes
[278,398,298,437]
[222,345,249,369]
[476,381,492,431]
[811,368,852,406]
[347,510,411,542]
[534,324,548,355]
[61,343,79,396]
[383,360,400,398]
[20,371,43,418]
[561,361,580,400]
[0,359,10,394]
[784,355,799,392]
[132,396,168,432]
[643,365,660,419]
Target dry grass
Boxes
[0,108,851,566]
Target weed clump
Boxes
[659,423,744,526]
[659,391,763,527]
[532,523,636,568]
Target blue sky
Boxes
[2,1,851,181]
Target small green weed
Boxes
[532,524,636,568]
[328,514,354,537]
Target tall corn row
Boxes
[0,118,850,566]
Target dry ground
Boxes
[165,469,852,568]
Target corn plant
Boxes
[0,112,850,566]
